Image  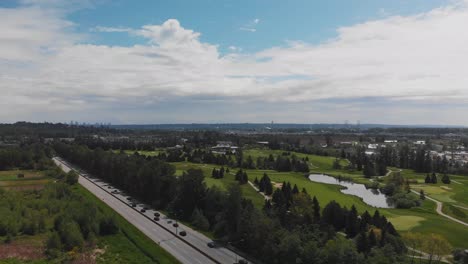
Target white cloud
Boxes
[228,46,242,52]
[2,1,468,123]
[239,27,256,32]
[239,18,260,32]
[92,26,132,33]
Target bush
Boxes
[65,171,79,185]
[60,221,84,250]
[191,208,210,231]
[99,216,119,235]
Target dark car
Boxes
[154,217,160,221]
[154,212,160,217]
[131,203,136,207]
[207,242,216,248]
[167,220,173,224]
[173,223,179,228]
[179,231,187,236]
[140,208,146,213]
[237,260,248,264]
[126,197,132,200]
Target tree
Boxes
[356,231,370,254]
[422,233,452,264]
[431,173,438,184]
[170,169,206,220]
[425,174,431,184]
[60,221,84,251]
[191,208,210,231]
[441,174,451,184]
[420,189,425,200]
[368,229,377,248]
[322,236,364,264]
[65,170,79,185]
[312,196,320,223]
[46,232,62,257]
[99,216,119,235]
[403,233,424,264]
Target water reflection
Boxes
[308,174,393,208]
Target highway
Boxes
[53,157,245,264]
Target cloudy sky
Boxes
[1,0,468,125]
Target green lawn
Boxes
[168,148,468,248]
[112,149,166,157]
[171,162,265,208]
[0,170,47,181]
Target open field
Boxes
[174,149,468,247]
[0,170,52,191]
[112,149,166,157]
[172,161,265,208]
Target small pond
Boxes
[308,174,393,208]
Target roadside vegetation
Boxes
[0,144,179,264]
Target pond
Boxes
[308,174,393,208]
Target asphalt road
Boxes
[53,157,244,264]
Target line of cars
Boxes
[55,157,249,264]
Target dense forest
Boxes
[54,142,407,264]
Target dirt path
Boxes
[451,180,463,185]
[407,247,451,264]
[247,181,271,200]
[410,190,468,227]
[453,204,468,210]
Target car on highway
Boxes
[179,231,187,236]
[140,208,146,213]
[173,223,179,228]
[154,217,160,221]
[167,220,173,224]
[154,212,160,217]
[131,203,136,207]
[238,259,248,264]
[207,242,216,248]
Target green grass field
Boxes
[112,149,166,157]
[172,148,468,248]
[172,162,265,208]
[0,170,52,191]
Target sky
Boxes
[1,0,468,125]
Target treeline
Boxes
[54,143,405,264]
[346,145,463,177]
[0,122,115,139]
[0,144,54,170]
[154,148,310,173]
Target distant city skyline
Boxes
[2,0,468,125]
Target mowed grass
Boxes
[74,185,180,264]
[241,149,468,248]
[387,216,426,231]
[165,148,468,248]
[171,162,266,208]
